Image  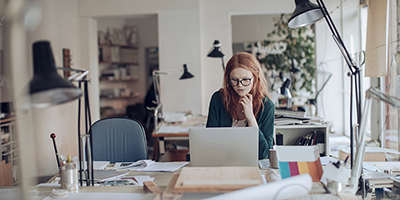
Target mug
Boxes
[269,149,279,169]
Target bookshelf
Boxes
[274,124,329,156]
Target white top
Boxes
[232,119,247,127]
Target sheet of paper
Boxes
[123,175,155,186]
[135,162,188,172]
[156,126,190,133]
[163,112,187,122]
[113,160,154,171]
[319,156,338,166]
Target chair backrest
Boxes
[91,118,148,163]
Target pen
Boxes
[50,133,61,171]
[344,155,349,165]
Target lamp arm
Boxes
[317,0,357,73]
[56,67,89,82]
[314,72,332,100]
[56,67,86,72]
[153,68,182,75]
[345,87,400,194]
[345,95,371,194]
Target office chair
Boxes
[90,118,148,163]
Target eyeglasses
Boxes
[229,78,253,87]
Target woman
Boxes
[206,52,275,159]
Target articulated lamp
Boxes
[346,87,400,195]
[207,40,225,71]
[150,64,194,131]
[29,40,94,186]
[29,41,82,108]
[280,79,292,110]
[289,0,362,168]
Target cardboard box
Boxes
[338,147,386,162]
[274,145,323,182]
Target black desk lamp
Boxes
[288,0,362,168]
[29,41,94,186]
[207,40,225,71]
[280,79,292,109]
[30,41,82,108]
[150,64,194,131]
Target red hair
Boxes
[221,52,270,119]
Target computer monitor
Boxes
[189,127,259,167]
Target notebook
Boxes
[188,127,259,167]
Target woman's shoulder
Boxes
[211,89,223,99]
[262,95,275,108]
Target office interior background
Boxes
[0,0,398,193]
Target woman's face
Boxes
[229,67,254,97]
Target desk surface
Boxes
[36,164,361,200]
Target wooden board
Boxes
[339,149,385,162]
[162,173,181,200]
[173,167,263,193]
[0,160,13,186]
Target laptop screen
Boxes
[188,127,259,167]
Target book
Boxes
[275,109,306,117]
[364,170,394,188]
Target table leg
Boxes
[152,137,159,161]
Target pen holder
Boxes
[60,161,78,191]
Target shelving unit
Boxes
[98,44,140,119]
[0,118,19,186]
[274,124,329,156]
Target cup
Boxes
[269,149,279,169]
[60,162,79,191]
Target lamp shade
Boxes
[179,64,194,80]
[207,40,224,58]
[288,0,324,28]
[29,41,82,108]
[280,79,292,96]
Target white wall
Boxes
[125,15,158,99]
[315,0,362,136]
[78,0,296,116]
[26,0,81,178]
[231,14,277,44]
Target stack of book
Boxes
[364,170,394,189]
[274,109,324,125]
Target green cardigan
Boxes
[206,90,275,159]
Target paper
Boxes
[319,156,339,166]
[123,175,155,186]
[114,160,188,172]
[136,162,188,172]
[203,174,312,200]
[113,160,154,170]
[92,170,129,181]
[156,126,189,133]
[163,112,187,122]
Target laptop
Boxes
[188,127,259,167]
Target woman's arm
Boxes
[257,98,275,159]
